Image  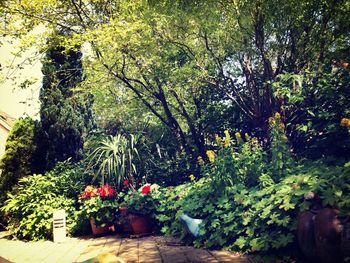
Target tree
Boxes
[0,117,37,193]
[1,1,218,163]
[1,0,349,160]
[37,45,94,171]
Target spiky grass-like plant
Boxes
[87,134,139,188]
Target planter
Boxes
[117,207,133,233]
[90,218,115,236]
[128,213,152,235]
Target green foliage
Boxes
[2,0,350,162]
[205,131,268,190]
[155,125,350,253]
[79,197,117,227]
[204,117,294,193]
[87,134,140,188]
[155,183,191,235]
[123,184,159,218]
[0,117,37,193]
[37,46,94,171]
[156,161,350,252]
[1,161,90,240]
[145,151,198,186]
[272,70,350,158]
[268,113,294,179]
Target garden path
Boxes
[0,234,252,263]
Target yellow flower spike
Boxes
[206,150,216,163]
[235,132,243,144]
[245,133,251,142]
[189,174,196,181]
[197,156,205,166]
[341,118,350,127]
[251,137,259,146]
[275,112,281,120]
[268,117,276,126]
[224,130,231,147]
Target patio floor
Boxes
[0,234,252,263]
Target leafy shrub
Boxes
[204,130,268,191]
[156,161,350,253]
[190,174,313,251]
[0,117,40,229]
[139,139,198,187]
[156,122,350,253]
[272,70,350,159]
[2,161,90,240]
[0,117,38,194]
[204,115,294,194]
[154,182,191,235]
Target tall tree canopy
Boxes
[1,0,349,159]
[37,45,94,171]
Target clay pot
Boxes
[297,208,345,263]
[117,207,133,233]
[314,208,343,263]
[297,210,317,262]
[128,213,152,235]
[90,218,115,236]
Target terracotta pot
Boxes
[90,218,115,236]
[119,207,128,215]
[117,207,133,233]
[128,213,152,235]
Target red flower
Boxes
[80,184,115,199]
[98,184,115,197]
[123,179,129,187]
[80,192,89,199]
[141,184,151,195]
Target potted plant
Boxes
[115,180,133,233]
[79,185,118,236]
[124,184,159,235]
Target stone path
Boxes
[0,234,252,263]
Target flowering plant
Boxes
[341,117,350,127]
[79,185,118,227]
[123,184,159,217]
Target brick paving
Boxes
[0,234,252,263]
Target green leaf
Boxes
[234,236,246,249]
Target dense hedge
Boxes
[1,161,91,240]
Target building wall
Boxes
[0,112,14,159]
[0,123,10,159]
